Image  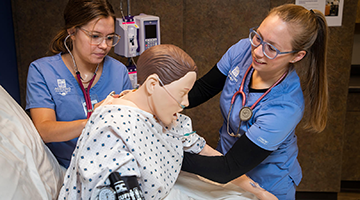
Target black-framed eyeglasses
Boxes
[78,27,121,47]
[249,26,298,59]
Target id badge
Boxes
[81,93,98,116]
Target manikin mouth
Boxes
[172,113,179,122]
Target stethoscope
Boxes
[226,65,288,137]
[64,34,99,119]
[76,69,98,119]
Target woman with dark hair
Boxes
[26,0,132,168]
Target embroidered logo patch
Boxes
[55,79,71,96]
[257,136,269,145]
[229,66,239,82]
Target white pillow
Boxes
[0,85,64,200]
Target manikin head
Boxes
[136,44,197,126]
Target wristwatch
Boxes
[98,187,116,200]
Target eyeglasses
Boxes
[249,27,298,59]
[158,78,186,109]
[78,27,121,47]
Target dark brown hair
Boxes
[269,4,328,132]
[137,44,197,85]
[49,0,116,54]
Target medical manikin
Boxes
[58,44,277,200]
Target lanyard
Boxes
[226,65,288,137]
[76,72,97,119]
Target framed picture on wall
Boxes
[295,0,344,26]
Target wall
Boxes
[342,92,360,181]
[342,0,360,182]
[357,0,360,23]
[10,0,358,193]
[352,0,360,65]
[353,34,360,65]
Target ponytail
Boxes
[301,10,328,132]
[269,4,329,132]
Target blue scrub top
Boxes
[26,53,132,168]
[216,39,304,198]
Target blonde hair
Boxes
[269,4,328,132]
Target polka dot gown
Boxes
[58,105,205,200]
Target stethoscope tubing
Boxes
[226,65,288,137]
[64,34,99,119]
[76,72,96,119]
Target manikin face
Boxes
[71,16,115,66]
[151,72,196,127]
[251,15,300,77]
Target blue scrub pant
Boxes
[275,183,296,200]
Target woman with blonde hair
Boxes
[183,4,328,199]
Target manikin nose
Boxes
[181,95,189,108]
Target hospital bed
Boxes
[0,85,257,200]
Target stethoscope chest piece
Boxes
[239,107,252,121]
[226,65,288,138]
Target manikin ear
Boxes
[143,74,159,95]
[290,50,306,63]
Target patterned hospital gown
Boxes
[58,104,205,200]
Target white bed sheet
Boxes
[0,86,64,200]
[166,171,258,200]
